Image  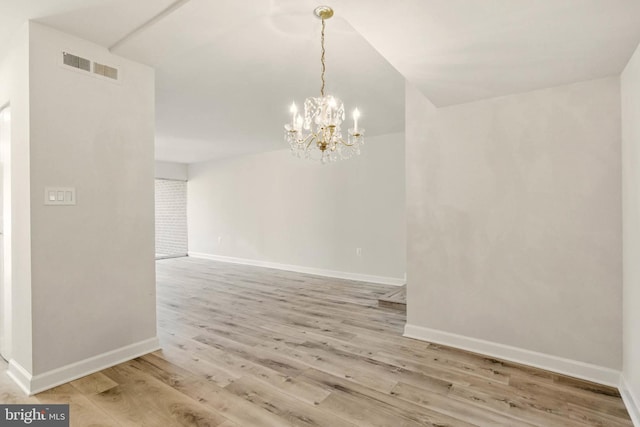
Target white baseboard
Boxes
[620,375,640,426]
[403,323,620,387]
[7,336,160,395]
[7,359,32,395]
[188,251,406,286]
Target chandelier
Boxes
[284,6,364,163]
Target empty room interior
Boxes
[1,0,640,426]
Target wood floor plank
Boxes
[169,376,298,427]
[0,372,40,405]
[120,353,287,427]
[508,373,632,420]
[155,337,332,406]
[377,284,408,312]
[302,367,485,427]
[390,381,537,427]
[448,382,592,427]
[94,362,231,427]
[312,378,475,426]
[0,257,633,427]
[39,393,122,427]
[70,372,119,396]
[224,375,358,427]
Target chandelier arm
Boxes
[339,138,354,147]
[294,133,315,147]
[320,18,326,97]
[305,134,318,150]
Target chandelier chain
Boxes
[320,18,326,97]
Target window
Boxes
[155,179,187,258]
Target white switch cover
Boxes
[44,187,76,206]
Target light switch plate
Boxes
[44,187,76,206]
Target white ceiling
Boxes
[340,0,640,106]
[2,0,640,163]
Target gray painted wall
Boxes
[405,77,622,370]
[28,23,157,375]
[187,133,406,282]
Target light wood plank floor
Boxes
[378,285,406,312]
[0,257,633,426]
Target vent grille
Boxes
[62,52,90,71]
[61,52,120,82]
[94,62,119,80]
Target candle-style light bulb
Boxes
[290,102,298,127]
[328,97,336,124]
[353,108,360,132]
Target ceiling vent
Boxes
[62,52,90,72]
[61,52,120,83]
[94,62,119,80]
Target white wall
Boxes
[621,42,640,424]
[20,23,158,390]
[0,23,33,375]
[188,133,406,284]
[405,77,623,385]
[155,160,187,181]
